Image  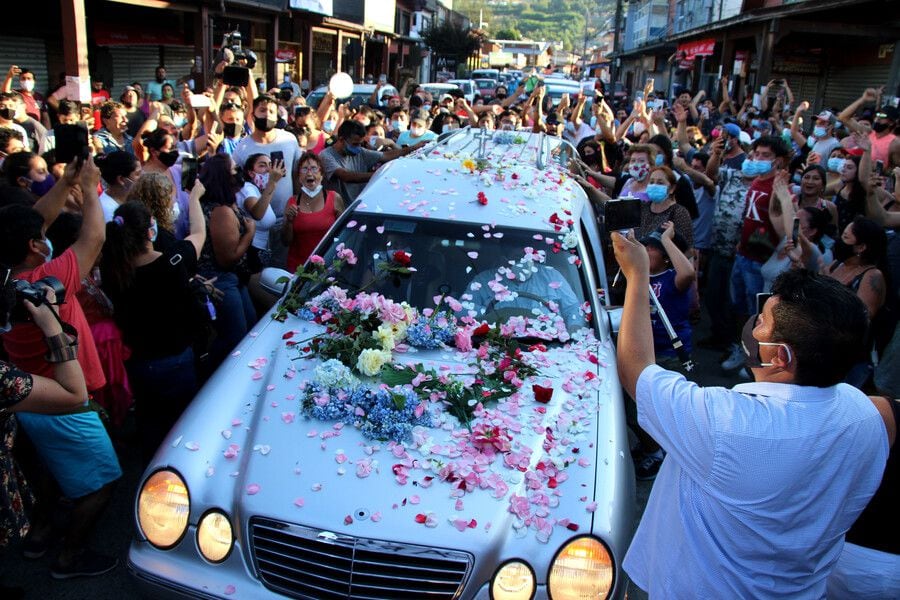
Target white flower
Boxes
[560,231,579,250]
[375,324,396,352]
[356,349,392,377]
[315,359,358,388]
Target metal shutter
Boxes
[0,37,49,95]
[823,63,892,112]
[163,46,198,90]
[110,46,163,96]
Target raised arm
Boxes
[791,101,809,147]
[660,221,696,291]
[184,180,207,257]
[70,156,105,279]
[838,87,880,135]
[768,170,792,239]
[612,230,653,398]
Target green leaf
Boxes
[381,366,417,387]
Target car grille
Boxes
[249,517,473,600]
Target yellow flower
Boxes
[357,349,391,377]
[375,324,396,352]
[461,158,476,172]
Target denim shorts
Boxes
[17,410,122,499]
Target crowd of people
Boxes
[0,56,898,596]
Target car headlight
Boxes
[197,510,233,563]
[137,469,190,549]
[490,560,535,600]
[547,536,614,600]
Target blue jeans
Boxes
[127,346,197,463]
[729,254,765,316]
[210,271,257,367]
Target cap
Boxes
[723,123,741,139]
[411,109,430,124]
[738,130,752,146]
[876,105,899,121]
[439,93,453,103]
[816,110,836,124]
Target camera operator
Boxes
[613,233,889,598]
[0,155,121,578]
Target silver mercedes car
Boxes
[128,129,636,599]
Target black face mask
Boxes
[741,314,791,370]
[223,122,237,137]
[831,239,856,263]
[158,150,179,168]
[872,121,890,133]
[0,107,15,120]
[496,93,507,100]
[254,116,276,132]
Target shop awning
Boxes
[290,0,332,16]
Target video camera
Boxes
[218,29,257,70]
[1,271,66,332]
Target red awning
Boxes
[94,23,190,47]
[677,38,716,61]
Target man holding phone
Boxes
[232,94,302,269]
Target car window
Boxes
[295,214,593,336]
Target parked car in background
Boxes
[474,78,497,100]
[420,82,462,101]
[305,83,399,109]
[471,68,500,81]
[448,79,477,104]
[128,128,637,600]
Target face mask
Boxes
[322,120,336,133]
[711,128,721,139]
[171,201,181,222]
[813,126,827,138]
[20,79,35,93]
[369,135,379,147]
[392,120,407,132]
[163,89,174,99]
[158,150,179,168]
[654,154,665,166]
[0,107,15,120]
[741,159,758,177]
[39,237,54,263]
[790,184,801,196]
[628,163,650,182]
[253,172,269,189]
[752,130,762,140]
[275,118,287,130]
[807,137,816,148]
[411,126,425,137]
[345,144,361,156]
[827,157,845,173]
[872,121,890,133]
[791,173,802,184]
[302,184,322,197]
[422,104,431,112]
[741,315,792,369]
[223,122,237,137]
[496,93,507,100]
[750,119,761,129]
[646,183,669,203]
[174,116,188,128]
[149,220,158,243]
[156,75,165,83]
[254,115,276,132]
[122,98,134,108]
[782,128,792,139]
[754,159,773,176]
[831,238,856,263]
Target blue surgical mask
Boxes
[813,126,827,138]
[345,144,361,156]
[741,159,758,177]
[751,119,761,129]
[422,104,431,112]
[40,237,53,263]
[752,130,761,140]
[827,157,845,173]
[646,183,669,203]
[654,154,665,166]
[323,120,336,133]
[791,173,802,184]
[174,116,188,128]
[790,184,801,196]
[782,128,792,139]
[754,159,773,176]
[149,219,158,242]
[807,137,816,148]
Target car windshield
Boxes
[291,213,593,337]
[475,80,495,89]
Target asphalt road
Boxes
[1,313,742,600]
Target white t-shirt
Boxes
[232,131,302,218]
[236,181,277,251]
[563,121,596,145]
[99,191,121,223]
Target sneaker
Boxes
[50,549,118,580]
[635,451,665,481]
[720,343,745,371]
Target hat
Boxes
[640,229,689,255]
[738,130,752,146]
[439,93,453,103]
[411,109,430,124]
[876,105,899,121]
[723,123,741,139]
[816,110,836,124]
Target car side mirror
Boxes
[260,267,293,297]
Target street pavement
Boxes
[0,312,743,599]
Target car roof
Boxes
[353,127,584,232]
[421,83,458,90]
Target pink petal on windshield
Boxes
[246,484,260,495]
[294,497,305,508]
[376,225,385,234]
[467,251,479,259]
[224,585,236,595]
[346,220,357,228]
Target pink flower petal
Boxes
[376,225,385,234]
[294,497,305,507]
[371,511,382,522]
[409,495,421,504]
[224,585,236,595]
[346,220,357,228]
[467,251,479,259]
[246,484,260,495]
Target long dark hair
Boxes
[849,216,888,268]
[242,152,266,181]
[96,151,138,186]
[199,153,240,207]
[840,156,866,217]
[2,151,35,187]
[100,201,151,295]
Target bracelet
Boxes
[44,332,79,363]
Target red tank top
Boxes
[869,131,896,165]
[286,191,337,273]
[310,131,327,155]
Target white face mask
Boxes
[171,201,181,221]
[369,135,379,147]
[302,184,323,197]
[410,126,424,137]
[20,79,35,93]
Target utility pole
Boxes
[611,0,624,84]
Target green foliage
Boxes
[420,20,484,62]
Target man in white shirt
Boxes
[612,232,888,599]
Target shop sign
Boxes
[677,38,716,61]
[275,48,297,61]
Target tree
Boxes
[494,28,522,41]
[420,20,485,64]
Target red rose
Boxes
[473,323,490,336]
[393,250,411,266]
[414,513,427,524]
[532,384,554,403]
[511,173,519,180]
[477,191,488,205]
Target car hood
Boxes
[155,311,628,572]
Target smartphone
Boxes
[270,150,284,164]
[524,75,539,93]
[379,74,387,84]
[294,105,311,117]
[54,123,90,164]
[756,292,773,315]
[604,198,642,232]
[223,66,250,87]
[181,156,199,192]
[190,94,211,108]
[875,160,885,177]
[791,216,800,246]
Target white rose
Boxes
[357,348,391,376]
[375,324,396,352]
[561,231,579,250]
